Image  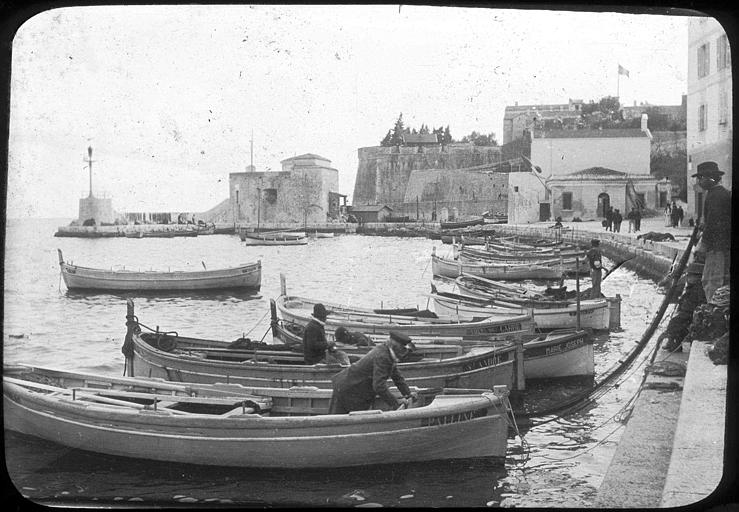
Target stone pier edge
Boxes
[493,224,727,508]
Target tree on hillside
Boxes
[380,130,392,146]
[442,126,453,144]
[461,131,498,146]
[390,113,405,145]
[419,124,429,135]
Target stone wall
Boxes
[353,143,504,207]
[78,196,115,224]
[230,168,338,225]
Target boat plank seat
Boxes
[67,387,272,410]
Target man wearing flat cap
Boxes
[302,303,335,364]
[329,330,417,413]
[692,161,732,302]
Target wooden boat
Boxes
[4,363,511,468]
[142,230,176,238]
[458,253,589,276]
[241,230,308,245]
[274,293,535,339]
[126,311,519,392]
[124,230,144,239]
[440,217,485,230]
[431,250,564,280]
[429,291,610,330]
[57,249,261,292]
[271,317,593,380]
[461,245,584,261]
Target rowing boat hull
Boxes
[131,330,518,391]
[4,367,509,467]
[243,236,308,246]
[516,330,594,379]
[275,294,534,339]
[430,294,610,330]
[58,250,261,291]
[432,254,563,280]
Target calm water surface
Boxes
[3,218,670,507]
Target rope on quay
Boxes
[518,223,700,428]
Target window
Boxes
[698,43,710,78]
[699,104,707,131]
[719,86,729,125]
[717,34,730,70]
[562,191,573,210]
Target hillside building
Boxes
[687,16,732,220]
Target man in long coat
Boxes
[329,331,416,413]
[693,161,732,302]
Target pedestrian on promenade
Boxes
[677,205,684,227]
[586,238,604,298]
[692,161,732,302]
[633,207,642,232]
[605,206,614,231]
[612,209,623,233]
[670,201,679,227]
[664,203,672,227]
[626,207,636,233]
[328,331,417,414]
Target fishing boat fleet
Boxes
[6,233,622,469]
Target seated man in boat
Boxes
[302,303,342,364]
[328,331,418,414]
[334,326,374,347]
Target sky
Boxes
[7,5,692,219]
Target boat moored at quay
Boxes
[4,363,512,468]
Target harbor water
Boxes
[3,218,672,507]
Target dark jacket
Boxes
[302,319,329,364]
[586,247,603,271]
[702,185,732,251]
[330,343,411,412]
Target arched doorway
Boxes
[597,193,610,217]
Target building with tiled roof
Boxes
[503,99,585,144]
[546,166,669,221]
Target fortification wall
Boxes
[353,144,503,206]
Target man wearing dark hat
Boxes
[586,238,603,298]
[302,303,335,364]
[328,331,417,414]
[692,161,731,302]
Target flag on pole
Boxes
[618,64,630,78]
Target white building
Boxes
[687,16,732,220]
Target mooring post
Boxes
[280,273,286,296]
[515,339,526,391]
[575,257,581,330]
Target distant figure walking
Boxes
[605,206,614,232]
[612,209,623,233]
[677,205,684,227]
[664,203,672,227]
[670,201,679,228]
[633,207,642,232]
[626,208,636,233]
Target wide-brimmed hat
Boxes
[388,331,413,346]
[692,161,724,180]
[312,303,329,320]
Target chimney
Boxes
[641,113,653,140]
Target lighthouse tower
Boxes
[77,146,115,224]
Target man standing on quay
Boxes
[693,161,732,302]
[587,238,604,298]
